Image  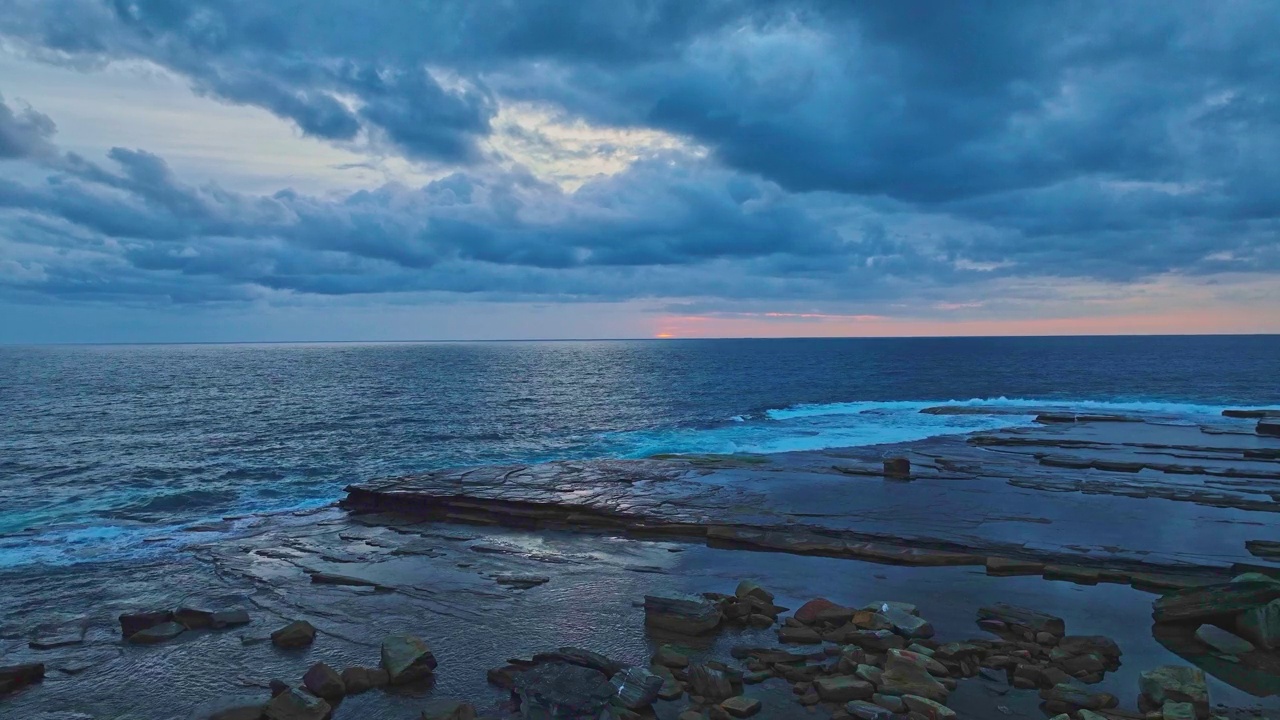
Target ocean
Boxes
[2,335,1277,568]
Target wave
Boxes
[608,396,1265,458]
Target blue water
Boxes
[2,336,1278,567]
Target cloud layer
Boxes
[1,1,1278,336]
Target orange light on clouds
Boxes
[655,332,675,338]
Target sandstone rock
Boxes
[644,593,722,636]
[302,662,344,701]
[845,700,893,720]
[1039,683,1118,713]
[1055,635,1121,661]
[1163,702,1196,720]
[1152,581,1280,624]
[119,610,173,639]
[814,676,874,703]
[533,648,624,677]
[487,664,528,690]
[1195,624,1255,655]
[269,679,289,697]
[1235,598,1280,650]
[862,601,918,616]
[901,695,956,720]
[340,666,388,694]
[687,664,735,703]
[0,662,45,695]
[212,610,252,628]
[855,664,882,685]
[883,457,910,478]
[263,688,331,720]
[128,621,186,645]
[493,574,550,589]
[271,621,316,649]
[514,662,614,719]
[678,712,702,720]
[1257,419,1280,437]
[654,645,691,668]
[735,581,773,604]
[845,628,905,652]
[720,696,761,718]
[1139,666,1208,716]
[985,557,1045,576]
[381,634,437,684]
[174,607,216,629]
[420,699,476,720]
[610,666,662,709]
[880,608,934,639]
[877,649,948,703]
[872,694,905,713]
[976,604,1065,637]
[794,598,845,624]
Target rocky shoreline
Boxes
[2,406,1279,719]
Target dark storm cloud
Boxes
[1,0,1279,310]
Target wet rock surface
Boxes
[1,408,1279,718]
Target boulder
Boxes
[976,604,1065,637]
[644,593,721,636]
[302,662,344,701]
[653,645,690,668]
[513,662,614,720]
[720,696,761,718]
[340,666,388,694]
[883,457,911,478]
[211,610,252,629]
[872,694,906,713]
[610,666,662,709]
[1195,624,1255,655]
[877,648,948,703]
[735,581,773,604]
[1235,598,1280,650]
[846,700,894,720]
[901,695,956,720]
[777,625,821,644]
[687,664,735,703]
[814,676,874,703]
[119,610,173,639]
[1038,683,1118,714]
[174,607,216,629]
[844,629,905,652]
[880,608,934,639]
[0,662,45,695]
[1138,666,1208,717]
[1054,635,1121,661]
[533,648,624,677]
[1163,702,1196,720]
[793,598,846,624]
[1257,419,1280,437]
[1152,581,1280,624]
[381,634,437,684]
[263,688,331,720]
[128,621,186,645]
[420,699,476,720]
[271,621,316,649]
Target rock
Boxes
[1235,598,1280,650]
[1151,581,1280,624]
[1139,666,1208,716]
[1195,624,1255,655]
[862,601,919,616]
[420,699,476,720]
[493,574,550,589]
[610,666,662,709]
[1035,632,1057,645]
[901,695,956,720]
[678,712,702,720]
[872,694,906,713]
[269,679,289,697]
[0,662,45,695]
[302,662,344,701]
[644,593,722,636]
[1257,419,1280,437]
[654,645,691,668]
[187,695,266,720]
[487,663,528,690]
[845,700,893,720]
[270,621,316,649]
[720,696,761,718]
[128,621,186,644]
[687,664,735,703]
[1038,683,1118,713]
[1013,663,1052,689]
[263,688,331,720]
[778,625,822,644]
[883,457,911,478]
[119,610,173,639]
[814,676,874,703]
[513,662,614,720]
[212,610,252,628]
[880,608,934,639]
[985,557,1046,576]
[855,664,883,685]
[174,607,216,629]
[381,634,437,684]
[1055,635,1121,661]
[794,598,847,624]
[735,581,773,604]
[815,606,860,626]
[976,604,1065,637]
[845,629,905,652]
[29,628,85,650]
[533,648,624,677]
[340,666,388,694]
[877,648,948,703]
[1163,701,1196,720]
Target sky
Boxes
[0,1,1278,342]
